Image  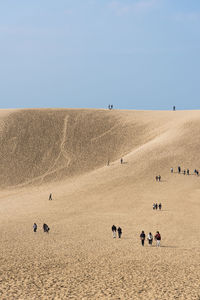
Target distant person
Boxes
[173,106,176,111]
[197,170,199,176]
[107,160,110,166]
[187,169,189,175]
[108,104,111,110]
[33,223,37,233]
[117,227,122,238]
[178,166,181,174]
[43,223,50,233]
[49,193,52,200]
[147,232,153,245]
[183,169,186,175]
[155,176,158,182]
[111,105,113,110]
[158,175,161,182]
[159,203,162,210]
[153,203,156,210]
[155,231,161,247]
[120,158,123,164]
[112,225,117,238]
[140,231,146,246]
[155,203,158,210]
[171,167,173,173]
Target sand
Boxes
[0,108,200,299]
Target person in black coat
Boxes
[140,231,146,246]
[117,227,122,238]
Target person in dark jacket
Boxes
[43,223,50,233]
[117,227,122,238]
[33,223,37,232]
[112,225,117,238]
[140,231,146,246]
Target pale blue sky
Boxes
[0,0,200,109]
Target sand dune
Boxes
[0,109,200,299]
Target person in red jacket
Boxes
[155,231,161,247]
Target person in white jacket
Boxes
[147,232,153,245]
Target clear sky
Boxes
[0,0,200,110]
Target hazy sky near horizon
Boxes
[0,0,200,110]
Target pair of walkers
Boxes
[153,203,162,210]
[155,175,161,182]
[112,225,122,238]
[33,223,50,233]
[140,231,161,247]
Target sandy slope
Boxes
[0,109,200,299]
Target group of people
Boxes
[140,231,161,247]
[33,223,50,233]
[108,104,113,110]
[171,166,199,176]
[153,203,162,210]
[155,175,161,182]
[111,225,122,238]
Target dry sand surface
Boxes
[0,108,200,299]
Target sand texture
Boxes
[0,108,200,299]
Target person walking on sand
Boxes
[155,203,158,210]
[171,167,173,173]
[159,203,162,210]
[49,193,52,200]
[140,231,146,246]
[155,231,161,247]
[183,169,186,175]
[43,223,50,233]
[120,158,123,164]
[117,227,122,238]
[33,223,37,233]
[147,232,153,245]
[112,225,117,238]
[178,166,181,174]
[153,203,156,210]
[187,169,189,175]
